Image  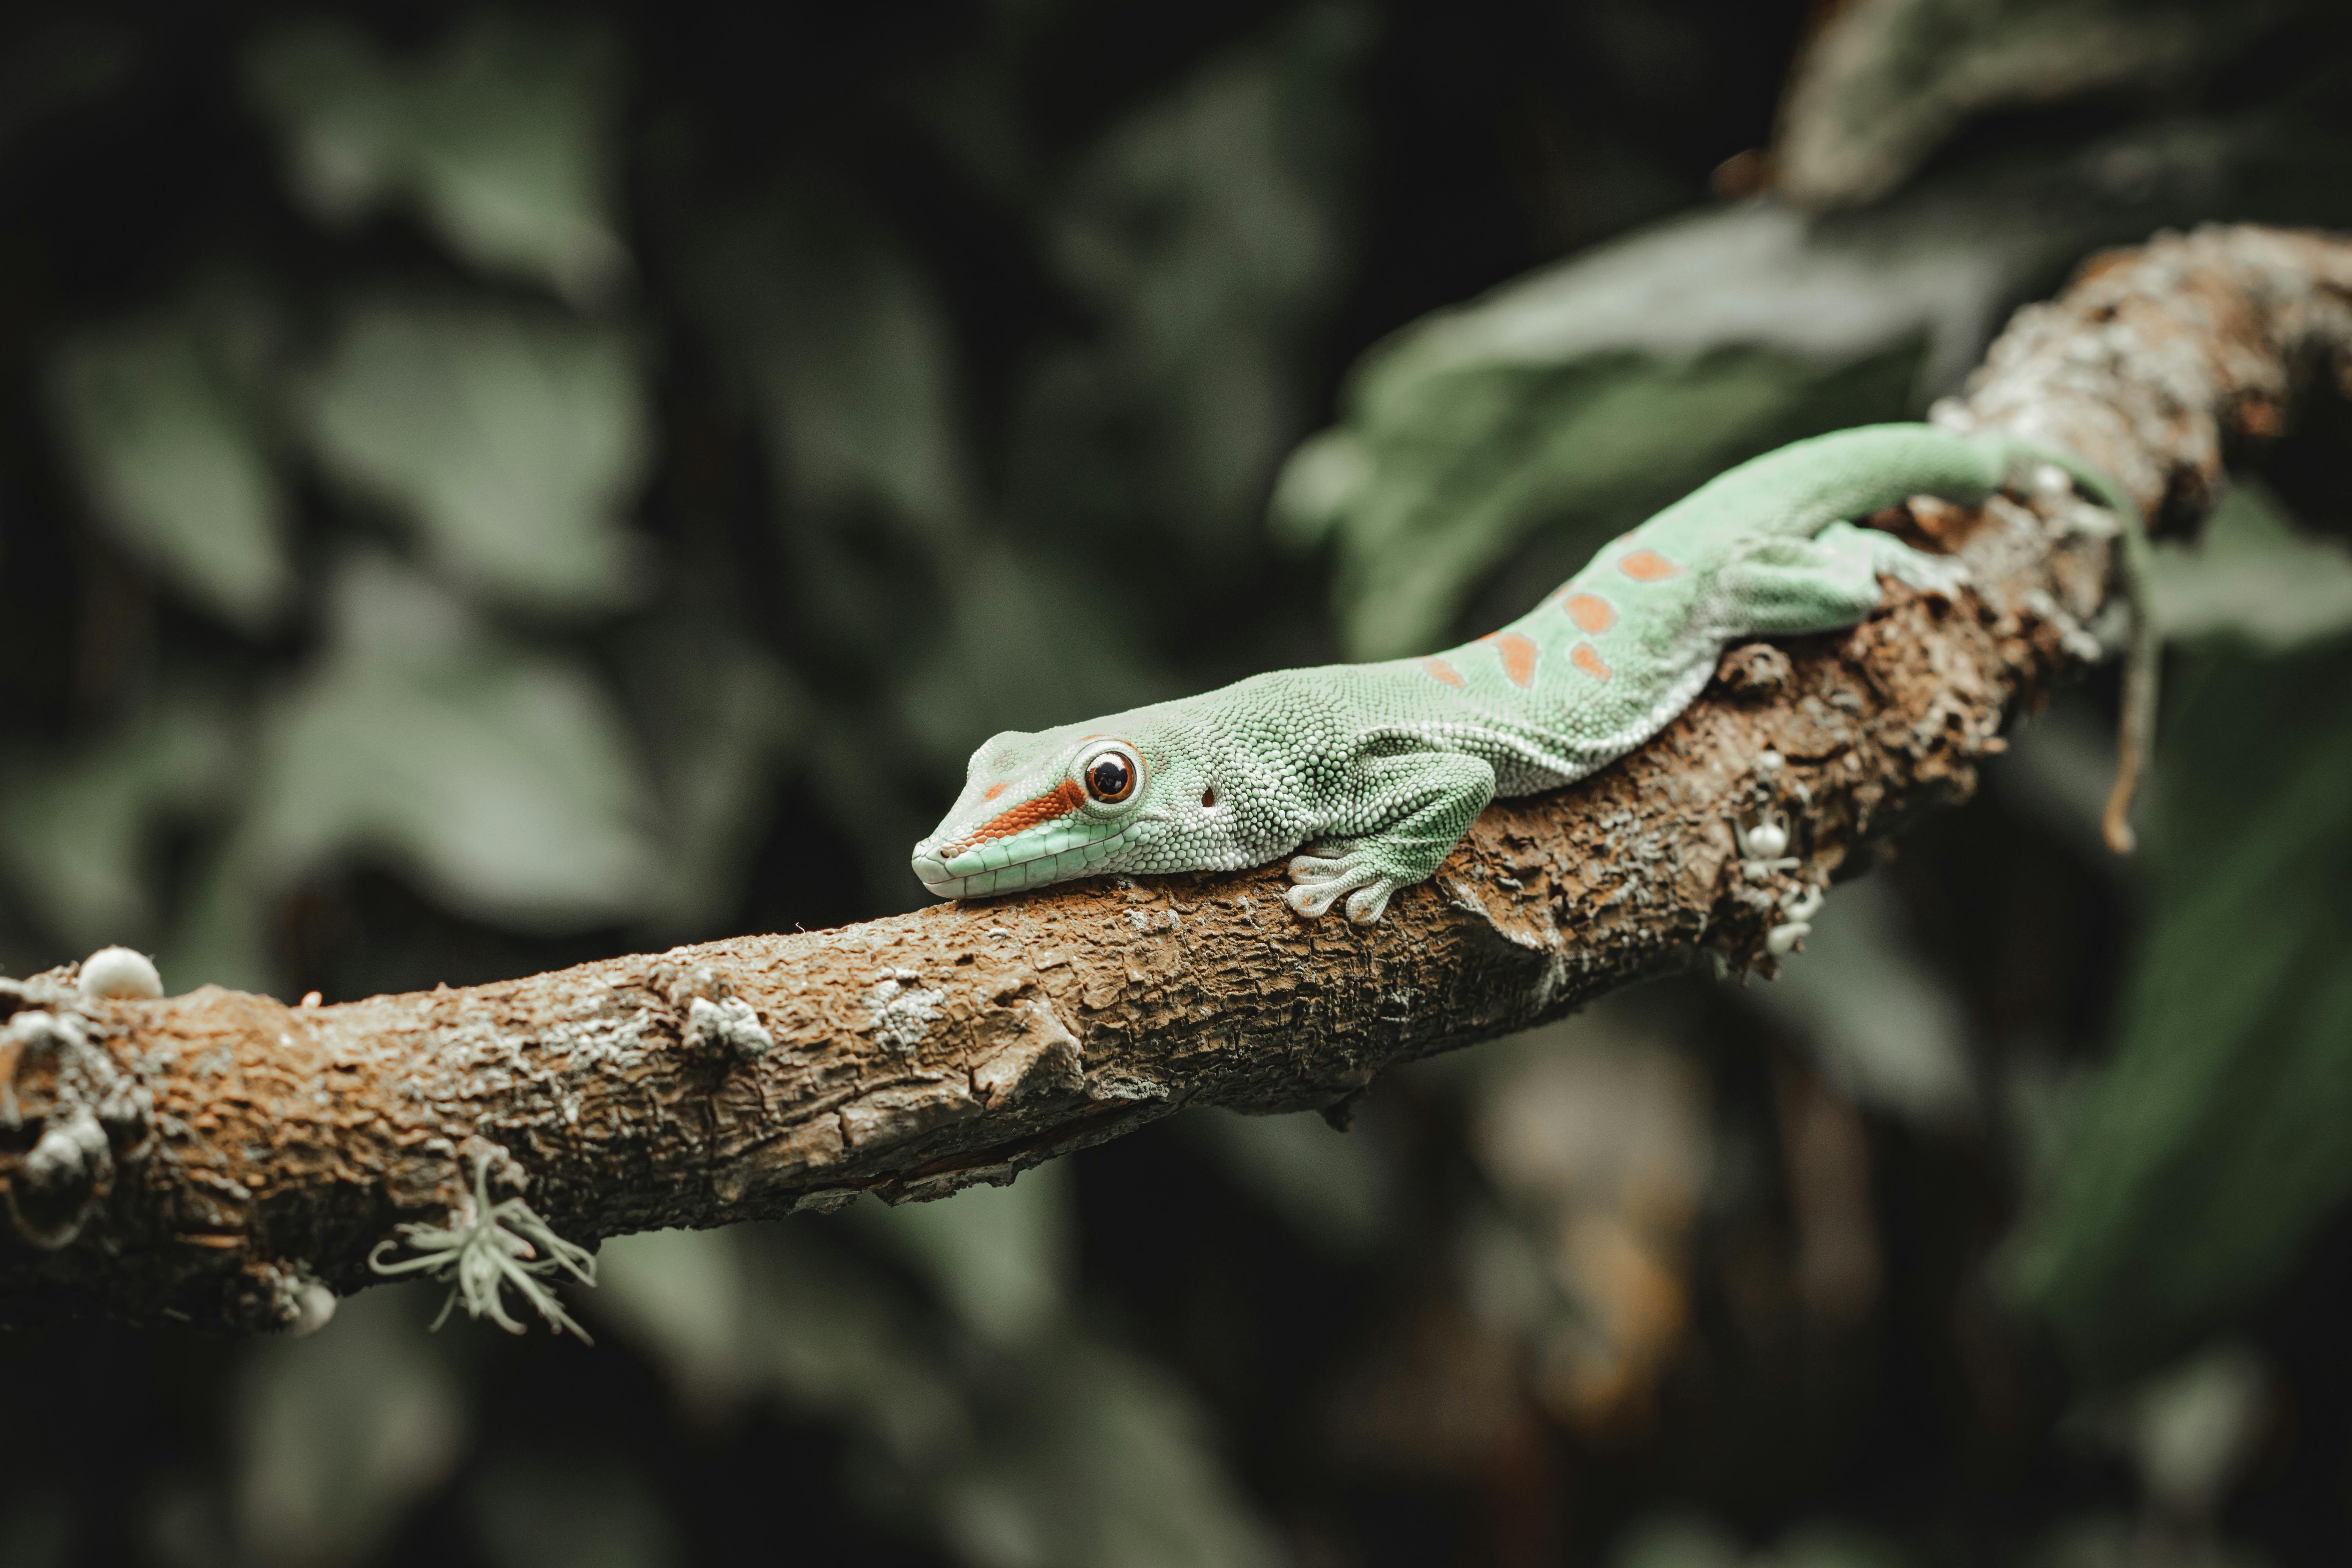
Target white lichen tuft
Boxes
[80,946,162,1002]
[368,1151,598,1343]
[866,969,944,1055]
[685,995,772,1061]
[289,1278,339,1338]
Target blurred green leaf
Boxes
[598,1225,967,1460]
[856,1166,1073,1345]
[469,1455,680,1568]
[685,187,973,691]
[2029,1517,2274,1568]
[1274,195,2020,656]
[1995,697,2134,860]
[1189,1107,1392,1255]
[302,301,651,611]
[1775,0,2304,210]
[2149,478,2352,652]
[1045,4,1363,547]
[601,1220,1284,1568]
[617,615,802,932]
[2100,1343,2270,1521]
[895,541,1169,766]
[691,191,968,538]
[235,1289,465,1568]
[1612,1517,1917,1568]
[239,556,661,932]
[1278,109,2352,659]
[935,1338,1284,1568]
[1767,1526,1917,1568]
[50,306,290,628]
[2009,639,2352,1382]
[1611,1516,1744,1568]
[590,1226,746,1403]
[245,17,626,305]
[1757,878,1976,1123]
[0,687,240,952]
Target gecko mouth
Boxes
[912,820,1140,900]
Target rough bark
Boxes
[4,224,2348,1334]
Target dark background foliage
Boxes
[3,1,2352,1564]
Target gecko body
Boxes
[912,424,2149,923]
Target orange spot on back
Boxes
[1561,592,1617,633]
[1422,657,1466,689]
[947,778,1085,855]
[1489,632,1539,688]
[1619,549,1681,581]
[1572,642,1613,682]
[982,782,1009,801]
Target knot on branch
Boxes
[0,976,154,1250]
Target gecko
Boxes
[911,423,2152,924]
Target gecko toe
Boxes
[1343,882,1396,924]
[1286,883,1336,918]
[1287,853,1382,919]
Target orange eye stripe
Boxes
[1619,549,1681,581]
[945,777,1085,855]
[1561,592,1617,632]
[982,782,1009,801]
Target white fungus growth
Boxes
[289,1279,339,1338]
[1736,812,1800,881]
[22,1108,108,1191]
[368,1151,598,1343]
[23,1125,88,1189]
[80,946,162,1001]
[1765,884,1826,957]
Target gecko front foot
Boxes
[1286,846,1403,925]
[1285,751,1496,924]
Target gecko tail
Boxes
[2102,607,2160,855]
[1991,434,2154,857]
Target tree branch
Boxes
[5,225,2348,1334]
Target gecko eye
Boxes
[1080,746,1139,805]
[1083,753,1133,803]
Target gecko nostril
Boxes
[1202,785,1218,809]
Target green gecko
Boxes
[912,423,2152,924]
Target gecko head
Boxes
[911,712,1232,902]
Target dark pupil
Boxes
[1087,756,1131,799]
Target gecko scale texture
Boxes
[913,423,2141,923]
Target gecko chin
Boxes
[910,819,1146,902]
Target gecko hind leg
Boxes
[1710,521,1967,638]
[1288,752,1495,924]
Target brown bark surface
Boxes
[5,224,2348,1334]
